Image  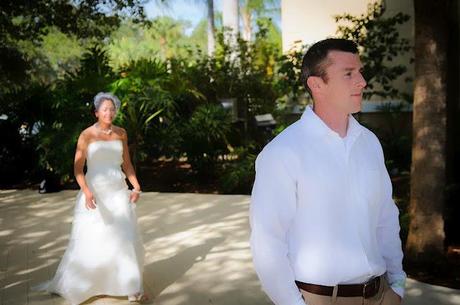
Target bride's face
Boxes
[96,99,116,124]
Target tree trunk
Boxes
[222,0,239,47]
[241,5,252,41]
[206,0,215,56]
[406,0,449,260]
[445,0,460,249]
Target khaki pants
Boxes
[300,277,401,305]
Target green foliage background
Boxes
[0,1,411,194]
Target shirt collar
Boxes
[300,105,363,141]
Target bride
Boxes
[36,92,148,304]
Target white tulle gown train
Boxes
[35,140,144,305]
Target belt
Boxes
[295,276,381,299]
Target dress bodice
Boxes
[87,140,123,168]
[85,140,126,187]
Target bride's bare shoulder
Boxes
[112,125,126,138]
[78,126,97,143]
[81,124,96,134]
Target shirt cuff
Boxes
[390,280,405,298]
[293,298,306,305]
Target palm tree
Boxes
[206,0,216,55]
[406,0,449,261]
[239,0,279,41]
[149,16,187,59]
[157,0,216,55]
[223,0,239,46]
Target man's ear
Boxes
[307,76,323,94]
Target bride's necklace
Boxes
[95,123,112,135]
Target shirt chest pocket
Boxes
[358,169,382,205]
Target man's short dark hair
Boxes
[301,38,359,96]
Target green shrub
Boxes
[220,146,256,194]
[36,46,114,183]
[181,103,232,177]
[110,59,175,166]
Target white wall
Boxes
[281,0,370,52]
[281,0,415,102]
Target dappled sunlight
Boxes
[131,193,269,305]
[403,279,460,305]
[0,230,13,237]
[0,190,270,305]
[3,190,459,304]
[0,190,79,304]
[406,285,423,297]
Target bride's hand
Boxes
[84,190,97,210]
[130,189,141,204]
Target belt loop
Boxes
[331,285,338,303]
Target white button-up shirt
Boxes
[250,106,406,305]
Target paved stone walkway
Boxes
[0,190,459,305]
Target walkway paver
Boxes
[0,189,459,305]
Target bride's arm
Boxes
[120,129,142,202]
[74,133,96,209]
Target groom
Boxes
[250,38,406,305]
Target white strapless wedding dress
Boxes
[36,140,144,304]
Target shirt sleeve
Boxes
[250,146,306,305]
[376,143,407,298]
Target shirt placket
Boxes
[328,132,349,169]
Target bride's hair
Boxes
[93,92,121,111]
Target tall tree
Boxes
[406,0,449,260]
[0,0,146,95]
[239,0,279,41]
[222,0,239,46]
[149,16,190,59]
[161,0,216,54]
[206,0,216,55]
[108,17,198,69]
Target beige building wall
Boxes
[281,0,370,51]
[384,0,414,102]
[281,0,415,102]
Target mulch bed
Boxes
[137,159,221,193]
[404,251,460,289]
